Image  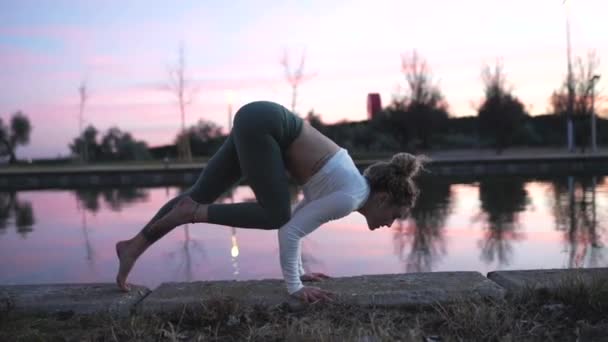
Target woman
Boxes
[116,101,425,303]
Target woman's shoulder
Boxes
[341,171,370,209]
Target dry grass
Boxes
[2,279,608,341]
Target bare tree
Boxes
[281,48,313,114]
[574,51,601,118]
[78,80,88,162]
[391,50,448,149]
[167,43,199,162]
[550,51,601,152]
[400,50,446,109]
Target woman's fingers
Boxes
[318,291,334,302]
[310,288,335,303]
[314,272,331,279]
[301,273,331,282]
[321,289,335,300]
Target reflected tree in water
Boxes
[72,187,148,271]
[74,187,149,213]
[0,191,35,238]
[222,183,322,276]
[166,224,206,282]
[392,177,452,272]
[164,184,245,282]
[549,176,605,268]
[475,177,529,266]
[0,192,13,233]
[74,189,101,212]
[102,187,149,211]
[14,201,34,237]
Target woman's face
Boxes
[363,192,407,231]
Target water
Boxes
[0,175,606,290]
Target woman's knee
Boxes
[266,205,292,229]
[232,101,269,135]
[232,105,252,132]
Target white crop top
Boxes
[279,148,370,294]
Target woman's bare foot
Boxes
[115,197,205,292]
[116,240,136,292]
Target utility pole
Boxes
[226,90,235,132]
[564,0,575,152]
[78,80,88,162]
[590,75,601,152]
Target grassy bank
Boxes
[2,279,608,342]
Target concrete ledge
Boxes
[138,279,289,315]
[323,272,505,307]
[487,268,608,293]
[139,272,505,315]
[0,283,150,317]
[3,153,608,190]
[10,268,607,318]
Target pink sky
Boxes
[1,0,607,158]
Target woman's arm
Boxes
[278,192,358,295]
[291,198,309,277]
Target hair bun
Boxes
[390,153,427,179]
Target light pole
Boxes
[78,81,88,162]
[564,0,575,152]
[226,90,235,132]
[590,74,601,152]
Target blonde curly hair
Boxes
[363,153,428,210]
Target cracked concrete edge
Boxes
[128,287,154,317]
[486,268,608,294]
[0,284,152,318]
[0,275,507,317]
[137,272,508,315]
[486,271,521,292]
[15,268,608,317]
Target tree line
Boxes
[1,50,604,164]
[312,51,604,154]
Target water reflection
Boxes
[170,185,242,280]
[237,182,322,275]
[164,224,206,282]
[550,176,605,268]
[475,177,529,267]
[0,191,35,238]
[392,177,452,272]
[225,189,240,278]
[72,187,150,271]
[74,187,149,213]
[0,175,606,288]
[77,200,95,266]
[230,227,239,276]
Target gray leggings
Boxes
[141,101,304,243]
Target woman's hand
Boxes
[300,272,331,282]
[291,286,335,304]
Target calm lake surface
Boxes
[1,174,606,290]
